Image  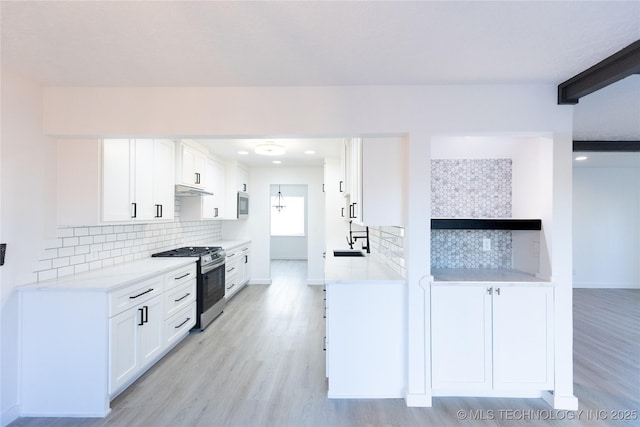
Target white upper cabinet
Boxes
[237,165,249,193]
[341,137,405,226]
[57,138,175,225]
[223,160,249,219]
[176,141,207,189]
[181,157,226,221]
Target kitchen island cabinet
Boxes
[430,273,553,397]
[18,258,195,417]
[324,253,406,398]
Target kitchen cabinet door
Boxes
[431,284,493,392]
[133,139,156,220]
[179,143,207,188]
[237,165,249,192]
[109,303,140,394]
[103,139,134,222]
[492,286,553,390]
[153,139,175,220]
[109,294,164,395]
[138,295,164,369]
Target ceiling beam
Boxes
[558,40,640,105]
[573,141,640,152]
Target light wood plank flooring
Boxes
[10,262,640,426]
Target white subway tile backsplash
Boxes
[62,237,79,247]
[38,269,57,282]
[33,197,224,282]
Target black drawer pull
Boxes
[174,293,190,302]
[129,288,153,299]
[175,273,190,280]
[174,317,191,329]
[227,267,235,272]
[227,283,235,290]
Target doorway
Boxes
[270,184,308,261]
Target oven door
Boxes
[198,259,226,330]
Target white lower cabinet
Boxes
[431,283,554,396]
[109,294,164,394]
[325,280,405,398]
[18,261,196,417]
[224,243,251,300]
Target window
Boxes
[271,196,305,236]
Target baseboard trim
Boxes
[405,393,432,407]
[573,282,639,289]
[1,405,20,427]
[542,391,579,410]
[248,279,272,285]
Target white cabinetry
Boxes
[224,242,251,300]
[224,161,249,219]
[325,280,405,398]
[340,137,404,226]
[58,138,175,225]
[181,157,226,220]
[19,260,196,417]
[431,283,553,395]
[176,140,207,189]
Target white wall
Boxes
[1,72,57,424]
[0,83,576,422]
[573,164,640,288]
[249,168,324,285]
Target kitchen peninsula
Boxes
[324,251,406,398]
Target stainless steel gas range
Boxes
[152,246,226,330]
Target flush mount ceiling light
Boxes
[255,142,286,156]
[575,156,588,161]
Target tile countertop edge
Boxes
[17,258,196,292]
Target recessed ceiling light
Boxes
[255,142,286,156]
[304,150,316,155]
[238,150,249,155]
[272,160,282,164]
[575,156,588,161]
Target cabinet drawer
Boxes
[225,270,241,297]
[164,263,196,290]
[165,279,196,318]
[165,304,196,347]
[109,276,163,317]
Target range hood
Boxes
[174,184,213,196]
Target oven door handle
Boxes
[201,259,225,274]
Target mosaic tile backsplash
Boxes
[431,158,513,269]
[431,159,512,218]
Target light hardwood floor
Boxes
[10,262,640,426]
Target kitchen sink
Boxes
[333,249,365,257]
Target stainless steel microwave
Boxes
[237,192,249,218]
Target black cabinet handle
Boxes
[175,317,191,329]
[227,283,235,290]
[175,273,190,280]
[143,305,149,324]
[155,204,163,218]
[227,267,236,272]
[243,183,247,192]
[174,293,190,302]
[244,255,248,264]
[341,207,345,218]
[194,172,201,184]
[214,207,219,217]
[339,181,344,192]
[138,308,144,326]
[131,202,137,218]
[129,288,153,299]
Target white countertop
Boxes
[325,252,405,283]
[210,239,251,250]
[19,258,196,292]
[431,268,551,284]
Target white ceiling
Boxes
[2,1,639,166]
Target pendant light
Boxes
[273,185,286,212]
